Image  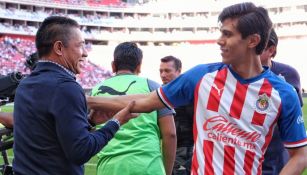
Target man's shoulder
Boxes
[271,61,299,75]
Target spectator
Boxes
[159,55,194,175]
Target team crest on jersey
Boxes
[255,93,270,113]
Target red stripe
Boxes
[243,150,255,175]
[204,140,214,175]
[251,79,272,126]
[159,88,174,108]
[284,138,307,145]
[191,80,202,175]
[191,148,198,175]
[229,82,248,119]
[261,105,280,152]
[207,68,227,112]
[223,146,235,175]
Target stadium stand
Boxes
[0,0,306,89]
[0,36,112,88]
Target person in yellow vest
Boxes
[91,42,176,175]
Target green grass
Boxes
[2,98,307,174]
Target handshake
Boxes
[87,96,139,126]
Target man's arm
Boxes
[280,146,307,175]
[87,91,166,113]
[158,115,176,175]
[0,112,13,128]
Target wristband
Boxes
[109,118,121,128]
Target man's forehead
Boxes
[219,18,238,30]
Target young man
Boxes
[261,29,304,175]
[91,42,176,175]
[13,16,136,175]
[160,56,194,175]
[88,2,307,174]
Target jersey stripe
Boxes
[223,145,235,175]
[284,138,307,148]
[207,68,227,112]
[243,150,255,175]
[157,88,174,108]
[251,79,272,126]
[204,140,214,175]
[192,80,202,174]
[229,82,248,119]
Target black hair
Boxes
[113,42,143,72]
[35,16,80,58]
[267,28,278,47]
[160,55,182,71]
[218,2,272,55]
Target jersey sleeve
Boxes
[157,64,210,109]
[147,79,174,118]
[277,85,307,148]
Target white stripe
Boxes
[157,88,172,109]
[284,142,307,148]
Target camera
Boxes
[0,52,38,106]
[0,72,24,106]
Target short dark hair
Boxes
[267,28,278,47]
[113,42,143,72]
[218,2,272,55]
[35,16,80,58]
[267,29,278,57]
[160,55,182,71]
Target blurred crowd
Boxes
[0,36,112,88]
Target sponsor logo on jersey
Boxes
[203,115,260,150]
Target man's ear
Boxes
[53,41,63,56]
[248,33,261,49]
[136,64,141,74]
[111,61,116,73]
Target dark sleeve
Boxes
[147,79,175,118]
[272,61,303,107]
[50,81,119,165]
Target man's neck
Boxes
[230,55,264,79]
[116,70,135,75]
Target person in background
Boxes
[159,55,194,175]
[13,16,137,175]
[260,29,304,175]
[91,42,176,175]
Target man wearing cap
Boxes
[261,29,304,175]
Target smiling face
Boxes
[159,60,181,84]
[60,27,88,74]
[217,18,250,66]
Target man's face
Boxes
[217,18,249,65]
[159,61,180,84]
[61,27,88,74]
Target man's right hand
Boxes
[113,101,139,125]
[89,101,139,126]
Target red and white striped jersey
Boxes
[158,63,307,175]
